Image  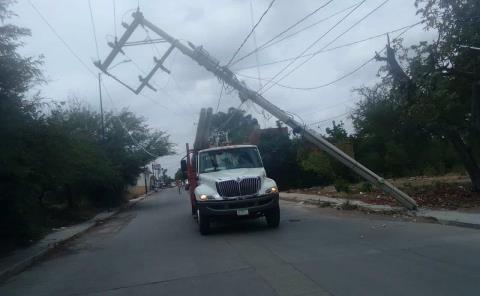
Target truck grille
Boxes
[216,177,261,198]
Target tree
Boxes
[351,84,453,177]
[411,0,480,190]
[47,103,174,206]
[257,128,303,189]
[0,1,174,244]
[358,0,480,190]
[0,0,45,243]
[175,168,186,181]
[210,107,259,144]
[325,120,348,142]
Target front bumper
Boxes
[196,194,279,216]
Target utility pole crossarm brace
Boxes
[99,11,418,210]
[94,10,174,95]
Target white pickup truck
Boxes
[182,145,280,235]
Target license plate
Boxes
[236,209,249,216]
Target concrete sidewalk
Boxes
[280,192,405,213]
[0,194,147,283]
[417,209,480,229]
[280,192,480,229]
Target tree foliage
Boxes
[210,107,259,144]
[0,1,173,245]
[353,0,480,190]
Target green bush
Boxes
[334,179,351,193]
[360,182,373,193]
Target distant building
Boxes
[127,167,156,198]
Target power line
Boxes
[262,0,391,94]
[261,1,361,54]
[258,0,367,93]
[239,55,375,90]
[87,0,100,61]
[226,0,277,66]
[308,111,350,126]
[271,24,418,128]
[136,32,195,114]
[231,0,336,67]
[249,0,272,126]
[300,98,357,117]
[235,24,417,127]
[101,81,163,159]
[238,22,417,91]
[113,0,118,38]
[118,51,193,115]
[250,0,263,90]
[28,0,96,77]
[215,82,225,112]
[29,0,172,159]
[233,21,421,71]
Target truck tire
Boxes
[265,207,280,228]
[197,209,210,235]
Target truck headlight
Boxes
[199,194,215,201]
[265,187,278,194]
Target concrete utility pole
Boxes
[98,73,105,141]
[94,10,418,210]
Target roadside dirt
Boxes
[288,174,480,210]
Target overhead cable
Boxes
[231,0,336,66]
[237,22,417,91]
[262,0,392,94]
[308,111,350,126]
[257,0,367,93]
[226,0,277,66]
[233,21,422,71]
[259,2,361,55]
[87,0,101,60]
[28,0,96,76]
[29,0,172,159]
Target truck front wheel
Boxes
[265,207,280,228]
[197,209,210,235]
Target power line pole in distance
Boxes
[98,73,105,141]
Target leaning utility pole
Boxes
[94,10,418,210]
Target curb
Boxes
[0,194,147,283]
[281,194,480,229]
[431,218,480,230]
[415,210,480,230]
[280,195,405,214]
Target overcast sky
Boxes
[12,0,435,177]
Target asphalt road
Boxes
[2,188,480,296]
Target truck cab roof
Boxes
[198,145,258,153]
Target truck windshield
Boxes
[199,147,263,173]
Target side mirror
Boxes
[180,159,187,173]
